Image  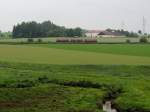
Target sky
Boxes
[0,0,150,33]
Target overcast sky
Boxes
[0,0,150,32]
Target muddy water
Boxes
[103,101,117,112]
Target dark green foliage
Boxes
[126,39,131,43]
[27,38,34,43]
[37,38,42,43]
[139,37,148,43]
[0,80,35,88]
[38,76,49,83]
[15,80,35,88]
[0,31,12,38]
[103,84,124,101]
[68,109,96,112]
[60,81,101,89]
[12,21,84,38]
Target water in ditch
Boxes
[103,101,117,112]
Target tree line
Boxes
[12,21,84,38]
[0,31,12,38]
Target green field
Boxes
[0,37,150,43]
[0,44,150,112]
[0,62,150,112]
[34,44,150,57]
[0,44,150,65]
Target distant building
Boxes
[86,30,124,38]
[85,30,101,38]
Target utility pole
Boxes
[142,16,146,34]
[121,21,125,31]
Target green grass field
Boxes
[0,44,150,112]
[0,62,150,112]
[34,44,150,57]
[0,44,150,65]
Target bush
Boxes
[139,37,148,43]
[0,83,7,88]
[103,84,124,101]
[61,80,101,88]
[38,76,49,83]
[27,38,34,43]
[67,109,95,112]
[38,38,42,43]
[126,39,131,43]
[16,80,35,88]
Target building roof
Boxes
[86,30,124,36]
[98,31,123,36]
[86,30,103,33]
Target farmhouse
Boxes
[86,30,124,38]
[85,30,101,38]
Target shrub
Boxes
[139,37,148,43]
[126,39,131,43]
[56,38,97,44]
[38,38,42,43]
[6,80,35,88]
[67,109,95,112]
[27,38,34,43]
[0,83,7,88]
[61,80,101,88]
[38,76,49,83]
[103,84,124,101]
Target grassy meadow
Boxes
[0,62,150,112]
[0,44,150,65]
[0,43,150,112]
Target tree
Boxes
[74,27,82,37]
[12,21,84,38]
[138,30,142,34]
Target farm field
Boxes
[34,44,150,57]
[0,44,150,65]
[0,62,150,112]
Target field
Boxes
[0,43,150,112]
[0,37,150,43]
[0,44,150,65]
[34,44,150,57]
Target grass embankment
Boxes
[1,45,150,65]
[0,62,150,112]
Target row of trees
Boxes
[0,31,12,38]
[12,21,83,38]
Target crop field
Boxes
[0,44,150,112]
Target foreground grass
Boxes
[0,62,150,112]
[1,45,150,65]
